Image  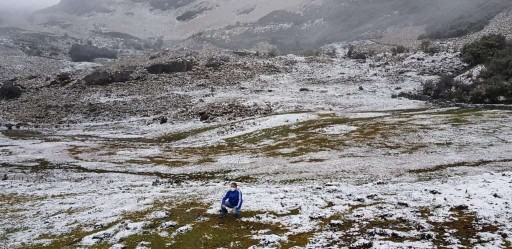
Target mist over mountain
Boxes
[37,0,111,15]
[0,0,506,52]
[0,0,59,12]
[198,0,512,51]
[3,1,512,248]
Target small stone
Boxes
[452,204,469,211]
[429,190,441,195]
[397,202,410,207]
[160,117,168,124]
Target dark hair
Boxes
[231,182,238,188]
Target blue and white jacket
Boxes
[221,189,243,210]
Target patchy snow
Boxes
[1,49,512,248]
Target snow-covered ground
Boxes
[1,49,512,248]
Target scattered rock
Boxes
[110,244,127,249]
[233,50,254,57]
[358,86,364,91]
[83,70,132,86]
[196,216,210,222]
[198,111,210,122]
[145,60,193,74]
[452,204,469,211]
[397,202,410,207]
[257,229,276,235]
[379,213,393,219]
[205,57,224,68]
[91,231,112,241]
[194,101,272,122]
[2,174,7,181]
[0,82,23,100]
[50,72,73,86]
[146,211,168,219]
[152,179,161,186]
[174,225,193,235]
[429,190,441,195]
[161,221,177,229]
[420,233,434,240]
[112,71,131,83]
[329,220,344,230]
[83,71,111,85]
[349,239,373,249]
[159,117,168,124]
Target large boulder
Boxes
[68,44,117,62]
[0,82,23,100]
[145,60,194,74]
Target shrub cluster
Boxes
[421,34,512,104]
[347,45,374,60]
[391,45,408,55]
[419,40,440,55]
[461,34,507,66]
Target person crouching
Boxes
[220,182,243,218]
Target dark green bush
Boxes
[461,34,507,67]
[347,45,371,60]
[419,40,440,55]
[417,34,512,104]
[481,47,512,80]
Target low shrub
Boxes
[461,34,507,67]
[391,45,408,55]
[419,40,440,55]
[416,34,512,104]
[347,45,372,60]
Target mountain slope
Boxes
[195,0,512,52]
[1,0,511,53]
[19,0,310,41]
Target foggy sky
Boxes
[0,0,60,11]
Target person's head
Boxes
[230,182,237,191]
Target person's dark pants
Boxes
[220,200,240,217]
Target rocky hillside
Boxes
[2,0,309,41]
[197,0,512,52]
[1,0,511,51]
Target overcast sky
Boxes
[0,0,60,11]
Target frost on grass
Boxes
[1,49,512,248]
